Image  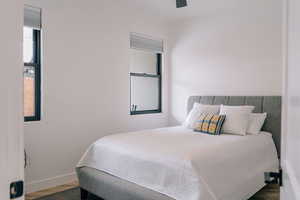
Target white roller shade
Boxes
[130,33,164,53]
[24,5,41,30]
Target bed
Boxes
[76,96,281,200]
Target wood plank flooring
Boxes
[250,184,280,200]
[25,181,79,200]
[26,182,279,200]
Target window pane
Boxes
[131,76,159,111]
[24,66,35,117]
[23,27,34,63]
[130,49,157,75]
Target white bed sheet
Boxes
[77,126,279,200]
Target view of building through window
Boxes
[23,26,41,121]
[24,27,35,117]
[24,66,35,117]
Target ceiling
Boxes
[129,0,243,22]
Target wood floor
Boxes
[25,181,79,200]
[26,182,279,200]
[249,184,279,200]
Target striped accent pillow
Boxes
[194,114,226,135]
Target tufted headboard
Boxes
[187,96,282,156]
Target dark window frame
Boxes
[130,53,162,115]
[24,29,41,122]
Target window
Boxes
[130,33,163,115]
[24,6,41,122]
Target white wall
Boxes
[24,0,169,193]
[0,0,23,199]
[168,0,283,125]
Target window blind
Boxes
[24,5,41,30]
[130,33,164,53]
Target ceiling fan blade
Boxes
[176,0,187,8]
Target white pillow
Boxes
[183,103,220,129]
[219,105,255,136]
[247,113,267,135]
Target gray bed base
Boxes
[77,96,281,200]
[77,167,174,200]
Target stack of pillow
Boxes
[183,103,267,136]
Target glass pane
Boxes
[131,76,159,111]
[24,66,35,117]
[23,27,34,63]
[130,49,157,75]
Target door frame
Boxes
[281,0,300,199]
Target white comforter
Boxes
[77,126,279,200]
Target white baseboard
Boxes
[25,172,78,194]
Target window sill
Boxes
[130,110,162,115]
[24,116,41,122]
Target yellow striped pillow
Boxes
[194,113,226,135]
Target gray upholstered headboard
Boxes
[187,96,282,156]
